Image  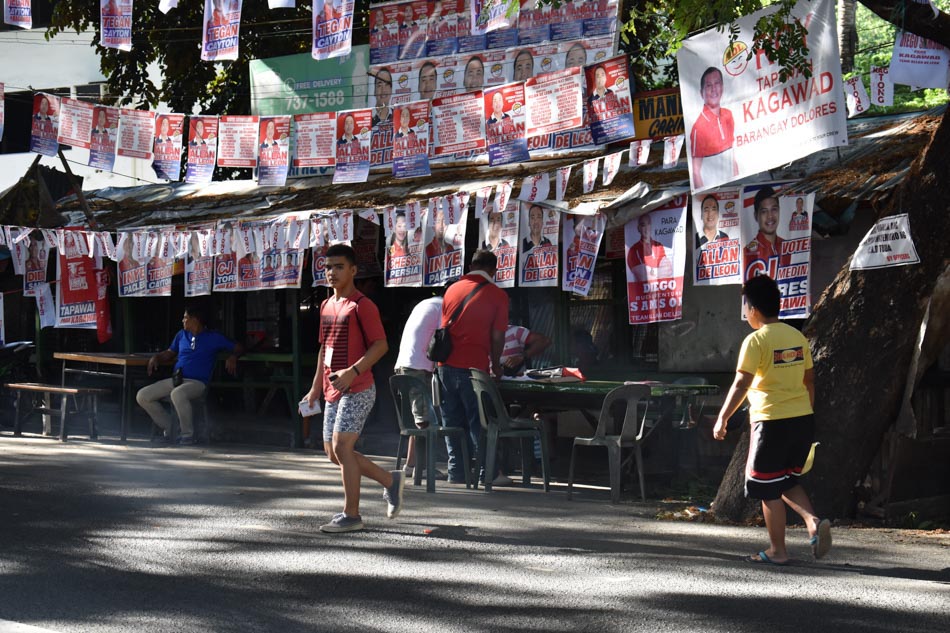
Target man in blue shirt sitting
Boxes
[136,306,243,444]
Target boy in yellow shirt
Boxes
[713,275,831,565]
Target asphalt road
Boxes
[1,437,948,633]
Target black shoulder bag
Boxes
[426,280,488,363]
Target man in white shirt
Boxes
[394,296,446,479]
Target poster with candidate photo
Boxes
[152,114,184,181]
[57,98,94,150]
[217,115,259,168]
[739,184,813,318]
[184,223,216,297]
[88,106,119,172]
[478,201,519,288]
[392,101,431,178]
[101,0,133,51]
[422,197,466,286]
[202,0,242,62]
[484,83,529,166]
[333,109,372,184]
[313,0,354,61]
[185,116,219,184]
[212,220,238,292]
[676,0,847,193]
[20,237,49,298]
[426,0,461,56]
[257,116,291,186]
[30,93,60,157]
[518,0,551,45]
[691,188,742,286]
[384,204,425,287]
[562,213,605,297]
[4,0,31,29]
[625,196,688,325]
[116,231,173,297]
[397,0,428,60]
[506,43,558,83]
[585,55,635,145]
[310,215,331,287]
[518,202,559,287]
[369,4,400,64]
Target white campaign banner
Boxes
[524,67,584,138]
[849,213,920,271]
[57,98,95,150]
[677,0,848,192]
[217,115,260,167]
[889,30,950,89]
[844,76,871,117]
[869,67,894,107]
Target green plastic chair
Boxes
[468,369,550,492]
[567,383,653,503]
[389,373,471,492]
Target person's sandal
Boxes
[810,519,832,559]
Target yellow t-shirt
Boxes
[737,322,813,421]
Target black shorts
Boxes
[745,414,815,501]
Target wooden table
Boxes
[54,352,155,441]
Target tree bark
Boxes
[714,109,950,522]
[837,0,858,74]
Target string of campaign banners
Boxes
[0,180,817,331]
[22,52,636,185]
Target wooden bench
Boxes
[4,383,112,442]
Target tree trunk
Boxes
[713,110,950,521]
[837,0,858,74]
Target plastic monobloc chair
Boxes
[468,368,550,492]
[567,384,653,503]
[390,373,471,492]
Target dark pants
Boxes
[437,365,481,481]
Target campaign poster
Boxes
[478,200,521,288]
[369,3,400,64]
[184,223,216,297]
[423,198,465,286]
[312,0,354,60]
[431,91,486,155]
[88,106,119,171]
[484,83,529,166]
[55,242,101,330]
[369,70,396,169]
[889,30,950,89]
[101,0,133,52]
[625,197,688,325]
[202,0,242,62]
[292,112,336,167]
[524,67,584,137]
[691,188,742,286]
[844,76,870,118]
[216,115,259,168]
[562,213,605,296]
[426,0,461,57]
[3,0,31,29]
[392,101,431,178]
[869,66,894,107]
[471,0,518,35]
[517,172,549,203]
[632,88,684,140]
[518,202,559,287]
[57,98,94,150]
[117,108,156,160]
[506,43,558,83]
[212,220,238,292]
[740,186,813,318]
[257,116,291,186]
[676,0,848,192]
[185,116,219,184]
[585,55,636,145]
[116,231,173,297]
[518,0,551,45]
[30,93,60,157]
[22,237,49,298]
[383,204,425,287]
[849,213,921,271]
[397,0,428,60]
[152,113,184,180]
[310,215,330,287]
[333,109,371,184]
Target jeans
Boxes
[136,378,206,437]
[437,365,481,481]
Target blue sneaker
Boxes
[176,435,196,446]
[383,470,404,519]
[319,513,364,533]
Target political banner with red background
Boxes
[432,90,486,155]
[117,108,155,160]
[524,67,584,137]
[292,112,337,168]
[88,106,119,171]
[56,231,102,329]
[57,98,94,150]
[185,116,219,184]
[217,115,259,168]
[384,203,425,287]
[257,116,291,186]
[625,196,688,324]
[423,196,466,286]
[484,82,529,166]
[152,113,184,181]
[392,100,431,179]
[333,109,372,184]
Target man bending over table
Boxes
[136,306,243,445]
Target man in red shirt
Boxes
[302,244,402,534]
[689,67,738,190]
[438,249,509,483]
[627,213,673,282]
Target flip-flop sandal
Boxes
[810,518,832,559]
[748,550,789,566]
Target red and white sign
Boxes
[117,108,156,160]
[869,66,894,107]
[217,115,260,167]
[524,67,584,137]
[101,0,133,52]
[202,0,243,62]
[3,0,32,29]
[890,29,950,89]
[625,196,688,325]
[257,116,291,186]
[844,76,871,117]
[431,91,486,155]
[292,112,337,167]
[57,98,95,150]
